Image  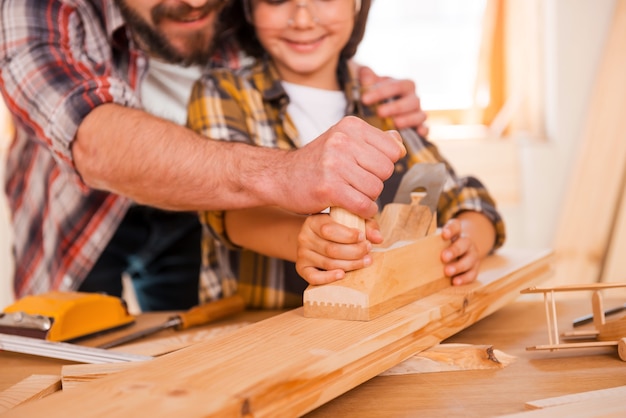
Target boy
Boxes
[188,0,505,308]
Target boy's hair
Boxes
[218,0,372,60]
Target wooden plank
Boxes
[61,363,137,391]
[3,248,553,418]
[525,385,626,410]
[60,323,253,390]
[107,323,250,357]
[552,0,626,287]
[0,375,61,413]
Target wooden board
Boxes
[4,248,553,418]
[552,0,626,287]
[0,375,60,413]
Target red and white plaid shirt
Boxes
[0,0,240,298]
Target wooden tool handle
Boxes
[176,294,246,330]
[330,207,366,232]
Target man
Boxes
[0,0,426,311]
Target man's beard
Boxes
[114,0,218,66]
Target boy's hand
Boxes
[440,218,481,286]
[296,214,382,285]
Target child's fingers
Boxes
[299,267,345,286]
[442,243,480,285]
[450,268,479,286]
[307,215,365,245]
[298,246,372,271]
[441,218,462,241]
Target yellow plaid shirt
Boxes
[187,58,506,309]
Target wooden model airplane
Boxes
[520,283,626,361]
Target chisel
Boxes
[98,294,246,349]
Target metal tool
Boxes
[572,302,626,327]
[392,162,447,213]
[98,294,246,349]
[0,333,152,364]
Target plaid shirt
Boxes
[188,58,506,309]
[0,0,241,298]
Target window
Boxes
[356,0,487,112]
[356,0,545,140]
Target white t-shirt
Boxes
[140,58,202,126]
[281,81,347,146]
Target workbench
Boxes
[2,297,625,416]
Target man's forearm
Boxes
[74,106,405,217]
[74,104,280,211]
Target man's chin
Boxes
[166,37,215,66]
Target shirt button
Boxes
[61,275,73,290]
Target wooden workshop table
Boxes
[1,298,625,417]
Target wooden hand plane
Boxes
[303,163,450,321]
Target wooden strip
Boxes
[3,249,553,418]
[525,385,626,410]
[0,375,61,413]
[521,282,626,293]
[527,341,618,350]
[552,0,626,287]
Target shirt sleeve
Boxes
[0,1,140,169]
[402,128,507,251]
[188,70,255,249]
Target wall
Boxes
[525,0,615,250]
[412,0,616,254]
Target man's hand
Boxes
[358,66,428,137]
[276,116,406,219]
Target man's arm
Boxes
[75,105,405,218]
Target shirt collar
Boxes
[250,56,361,112]
[95,0,136,52]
